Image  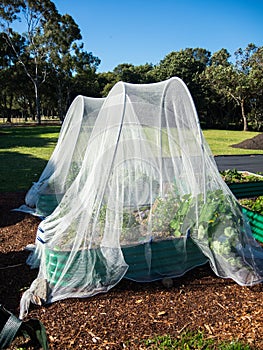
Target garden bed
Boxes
[240,195,263,243]
[242,207,263,243]
[220,170,263,243]
[228,181,263,199]
[1,193,263,349]
[221,169,263,199]
[36,193,63,217]
[45,237,208,288]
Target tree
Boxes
[112,63,155,84]
[97,63,155,97]
[0,0,62,123]
[97,71,118,97]
[210,48,231,67]
[246,46,263,130]
[0,0,99,124]
[47,13,100,120]
[154,48,211,113]
[202,45,258,131]
[0,31,27,122]
[154,48,210,81]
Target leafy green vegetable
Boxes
[239,196,263,215]
[220,169,263,184]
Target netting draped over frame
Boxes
[17,95,105,216]
[20,78,263,317]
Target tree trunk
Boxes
[58,86,64,122]
[241,100,248,131]
[7,94,14,123]
[34,82,41,125]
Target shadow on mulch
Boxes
[0,192,27,227]
[0,211,28,228]
[0,250,38,313]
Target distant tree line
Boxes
[1,1,263,131]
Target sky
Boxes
[53,0,263,72]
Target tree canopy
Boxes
[0,0,100,123]
[0,1,262,130]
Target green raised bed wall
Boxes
[228,182,263,199]
[242,207,263,243]
[123,238,208,281]
[36,194,64,217]
[45,238,208,288]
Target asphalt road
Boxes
[215,154,263,173]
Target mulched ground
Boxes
[232,133,263,150]
[0,192,263,349]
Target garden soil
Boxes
[1,192,263,349]
[232,133,263,150]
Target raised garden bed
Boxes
[36,193,64,217]
[45,237,208,288]
[240,195,263,243]
[220,170,263,243]
[221,169,263,199]
[241,207,263,243]
[228,182,263,199]
[42,188,247,290]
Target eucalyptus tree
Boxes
[210,48,231,66]
[112,63,155,84]
[199,48,236,128]
[72,56,101,101]
[0,0,62,123]
[0,0,99,124]
[97,64,141,97]
[97,71,117,97]
[246,46,263,130]
[46,12,100,120]
[67,42,101,106]
[0,31,26,121]
[154,48,210,82]
[203,44,257,131]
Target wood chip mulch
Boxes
[0,192,263,349]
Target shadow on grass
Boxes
[0,125,60,149]
[0,151,48,192]
[0,125,60,192]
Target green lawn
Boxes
[144,332,251,349]
[0,126,262,192]
[203,129,262,155]
[0,126,60,192]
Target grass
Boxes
[144,332,252,349]
[0,125,60,192]
[0,126,262,192]
[203,130,262,156]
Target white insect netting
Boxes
[16,95,105,217]
[20,77,263,318]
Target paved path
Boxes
[215,154,263,173]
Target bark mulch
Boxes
[0,192,263,349]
